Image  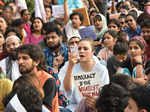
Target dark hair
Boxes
[53,19,64,28]
[89,10,97,17]
[129,39,144,49]
[30,17,44,33]
[96,83,129,112]
[0,16,9,26]
[17,44,48,72]
[111,74,136,90]
[117,31,128,43]
[140,19,150,29]
[70,12,84,24]
[45,23,62,36]
[119,14,127,19]
[126,12,137,21]
[5,27,22,40]
[20,9,28,17]
[108,19,120,28]
[120,5,129,10]
[2,6,12,12]
[104,30,118,39]
[113,42,128,55]
[17,84,43,112]
[13,74,44,99]
[93,15,102,23]
[130,85,150,111]
[11,18,25,27]
[44,5,52,14]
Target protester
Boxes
[17,44,59,112]
[24,17,44,45]
[95,83,129,112]
[59,38,109,111]
[0,35,21,82]
[97,30,118,61]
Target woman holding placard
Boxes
[58,38,109,112]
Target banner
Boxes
[15,0,27,10]
[34,0,46,22]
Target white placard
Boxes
[52,5,64,18]
[73,72,102,97]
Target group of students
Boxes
[0,0,150,112]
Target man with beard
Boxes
[0,35,21,82]
[17,44,59,112]
[43,24,68,73]
[141,19,150,60]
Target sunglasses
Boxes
[126,19,133,23]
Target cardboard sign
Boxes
[79,25,96,40]
[72,8,90,26]
[73,72,102,97]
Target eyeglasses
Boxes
[126,19,133,23]
[120,22,125,24]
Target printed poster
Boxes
[73,72,102,97]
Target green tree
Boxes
[25,0,34,13]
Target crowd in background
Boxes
[0,0,150,112]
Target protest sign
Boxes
[52,5,64,18]
[73,72,102,97]
[79,25,96,40]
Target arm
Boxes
[63,53,78,91]
[89,0,99,12]
[63,62,74,91]
[64,0,69,25]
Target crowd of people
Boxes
[0,0,150,112]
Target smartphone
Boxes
[70,46,79,58]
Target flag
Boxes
[34,0,46,22]
[15,0,27,10]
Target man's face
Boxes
[69,37,80,50]
[141,27,150,44]
[45,32,61,50]
[17,53,37,75]
[6,38,20,58]
[71,15,82,29]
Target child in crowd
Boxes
[107,42,128,79]
[97,30,118,61]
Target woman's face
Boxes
[103,33,116,49]
[124,98,138,112]
[78,40,94,62]
[33,19,43,32]
[108,23,120,32]
[94,19,102,30]
[0,33,5,46]
[126,15,137,30]
[45,7,51,18]
[0,17,7,33]
[128,41,143,57]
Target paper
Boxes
[79,26,96,40]
[73,72,102,97]
[52,5,64,18]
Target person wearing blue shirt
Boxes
[124,13,141,40]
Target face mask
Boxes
[146,6,150,15]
